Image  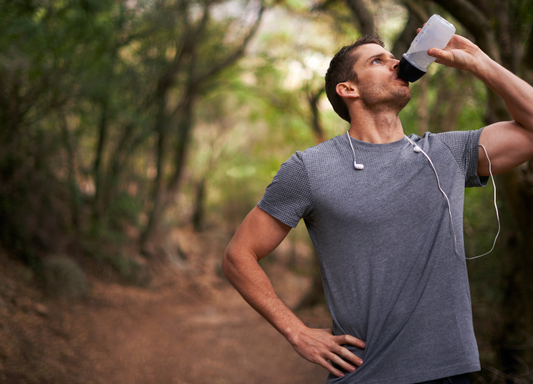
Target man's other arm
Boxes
[222,206,365,378]
[428,35,533,176]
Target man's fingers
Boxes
[334,334,366,349]
[318,357,348,378]
[291,328,365,378]
[332,344,363,367]
[427,48,457,66]
[428,48,446,59]
[328,353,357,374]
[317,353,356,378]
[331,334,365,366]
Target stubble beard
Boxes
[359,83,411,114]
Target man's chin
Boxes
[394,89,411,112]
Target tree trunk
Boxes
[91,100,109,227]
[59,112,80,231]
[344,0,375,35]
[140,95,168,257]
[307,87,326,144]
[192,176,206,232]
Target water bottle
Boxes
[399,14,456,82]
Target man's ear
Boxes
[336,81,359,99]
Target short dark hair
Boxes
[325,35,385,123]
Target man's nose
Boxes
[392,59,400,71]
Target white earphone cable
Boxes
[465,144,500,259]
[348,133,500,259]
[347,131,364,170]
[404,137,500,259]
[404,136,462,256]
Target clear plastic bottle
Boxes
[399,14,456,82]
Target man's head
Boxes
[325,35,409,122]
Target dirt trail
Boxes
[1,228,331,384]
[63,273,330,384]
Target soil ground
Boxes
[0,228,331,384]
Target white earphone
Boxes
[346,131,365,170]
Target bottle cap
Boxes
[399,56,426,83]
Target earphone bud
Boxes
[347,132,365,171]
[414,146,422,153]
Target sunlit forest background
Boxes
[1,0,533,383]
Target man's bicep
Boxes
[478,121,533,176]
[227,206,292,262]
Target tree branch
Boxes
[311,0,339,11]
[344,0,375,35]
[156,0,210,95]
[402,0,429,24]
[193,0,265,89]
[307,86,326,143]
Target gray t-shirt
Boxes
[258,130,486,384]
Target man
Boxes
[222,31,533,384]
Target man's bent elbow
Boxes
[222,244,260,289]
[222,248,235,281]
[222,245,245,283]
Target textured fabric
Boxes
[415,372,471,384]
[258,130,486,384]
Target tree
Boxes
[139,0,265,256]
[0,0,267,263]
[0,0,121,263]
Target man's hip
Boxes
[415,373,471,384]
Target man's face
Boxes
[349,44,411,112]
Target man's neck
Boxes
[348,109,405,144]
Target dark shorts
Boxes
[415,373,471,384]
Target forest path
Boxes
[65,272,329,384]
[1,228,329,383]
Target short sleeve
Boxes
[257,152,314,228]
[435,128,488,188]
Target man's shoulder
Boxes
[276,135,346,178]
[419,129,483,139]
[409,129,483,147]
[298,134,345,160]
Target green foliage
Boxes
[0,0,108,261]
[108,192,143,229]
[0,0,272,260]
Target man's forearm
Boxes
[470,50,533,131]
[222,250,307,344]
[223,250,365,377]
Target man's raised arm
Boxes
[428,34,533,176]
[222,206,365,378]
